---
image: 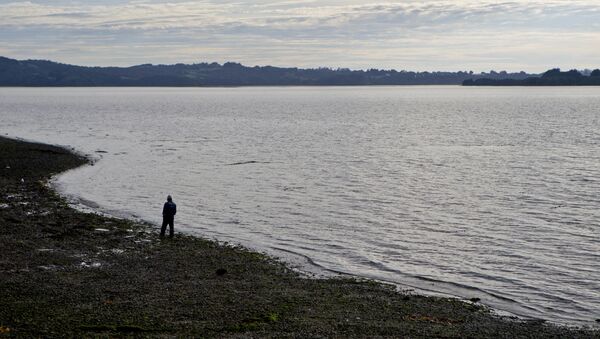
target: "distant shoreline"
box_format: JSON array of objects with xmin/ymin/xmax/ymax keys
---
[
  {"xmin": 0, "ymin": 56, "xmax": 534, "ymax": 86},
  {"xmin": 463, "ymin": 68, "xmax": 600, "ymax": 86},
  {"xmin": 0, "ymin": 84, "xmax": 462, "ymax": 87}
]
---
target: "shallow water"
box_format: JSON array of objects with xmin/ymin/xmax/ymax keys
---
[{"xmin": 1, "ymin": 86, "xmax": 599, "ymax": 325}]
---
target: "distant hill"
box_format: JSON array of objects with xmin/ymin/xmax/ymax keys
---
[
  {"xmin": 0, "ymin": 56, "xmax": 535, "ymax": 86},
  {"xmin": 463, "ymin": 68, "xmax": 600, "ymax": 86}
]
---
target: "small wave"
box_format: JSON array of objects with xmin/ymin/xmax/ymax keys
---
[{"xmin": 225, "ymin": 160, "xmax": 271, "ymax": 166}]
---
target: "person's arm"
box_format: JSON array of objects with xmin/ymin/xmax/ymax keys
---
[
  {"xmin": 162, "ymin": 203, "xmax": 167, "ymax": 216},
  {"xmin": 173, "ymin": 204, "xmax": 177, "ymax": 216}
]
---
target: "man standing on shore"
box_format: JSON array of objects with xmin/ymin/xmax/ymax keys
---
[{"xmin": 161, "ymin": 195, "xmax": 177, "ymax": 238}]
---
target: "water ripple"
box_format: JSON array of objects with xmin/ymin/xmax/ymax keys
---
[{"xmin": 2, "ymin": 86, "xmax": 600, "ymax": 325}]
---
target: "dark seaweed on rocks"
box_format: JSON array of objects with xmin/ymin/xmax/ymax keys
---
[{"xmin": 0, "ymin": 136, "xmax": 598, "ymax": 338}]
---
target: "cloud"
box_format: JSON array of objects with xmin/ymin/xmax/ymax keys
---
[
  {"xmin": 2, "ymin": 1, "xmax": 598, "ymax": 32},
  {"xmin": 0, "ymin": 0, "xmax": 599, "ymax": 71}
]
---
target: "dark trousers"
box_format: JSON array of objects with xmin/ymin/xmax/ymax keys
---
[{"xmin": 161, "ymin": 216, "xmax": 174, "ymax": 237}]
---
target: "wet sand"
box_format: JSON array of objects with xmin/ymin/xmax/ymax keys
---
[{"xmin": 0, "ymin": 136, "xmax": 598, "ymax": 338}]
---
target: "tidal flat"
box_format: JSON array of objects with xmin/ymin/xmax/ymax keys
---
[{"xmin": 0, "ymin": 136, "xmax": 598, "ymax": 338}]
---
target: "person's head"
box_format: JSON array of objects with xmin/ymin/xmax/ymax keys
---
[{"xmin": 167, "ymin": 195, "xmax": 172, "ymax": 202}]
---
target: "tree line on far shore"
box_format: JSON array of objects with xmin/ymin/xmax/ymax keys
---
[
  {"xmin": 463, "ymin": 68, "xmax": 600, "ymax": 86},
  {"xmin": 0, "ymin": 56, "xmax": 534, "ymax": 86}
]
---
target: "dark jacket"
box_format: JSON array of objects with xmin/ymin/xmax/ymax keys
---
[{"xmin": 163, "ymin": 201, "xmax": 177, "ymax": 218}]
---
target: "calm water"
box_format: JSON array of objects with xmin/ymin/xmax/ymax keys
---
[{"xmin": 1, "ymin": 87, "xmax": 599, "ymax": 325}]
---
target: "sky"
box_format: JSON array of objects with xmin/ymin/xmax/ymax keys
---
[{"xmin": 0, "ymin": 0, "xmax": 599, "ymax": 72}]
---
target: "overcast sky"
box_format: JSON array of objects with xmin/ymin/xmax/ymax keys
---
[{"xmin": 1, "ymin": 0, "xmax": 599, "ymax": 72}]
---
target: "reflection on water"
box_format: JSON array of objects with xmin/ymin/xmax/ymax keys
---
[{"xmin": 1, "ymin": 86, "xmax": 600, "ymax": 325}]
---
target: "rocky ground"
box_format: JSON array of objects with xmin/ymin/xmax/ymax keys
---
[{"xmin": 1, "ymin": 136, "xmax": 598, "ymax": 338}]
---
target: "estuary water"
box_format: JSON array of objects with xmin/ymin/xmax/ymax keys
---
[{"xmin": 1, "ymin": 86, "xmax": 599, "ymax": 325}]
